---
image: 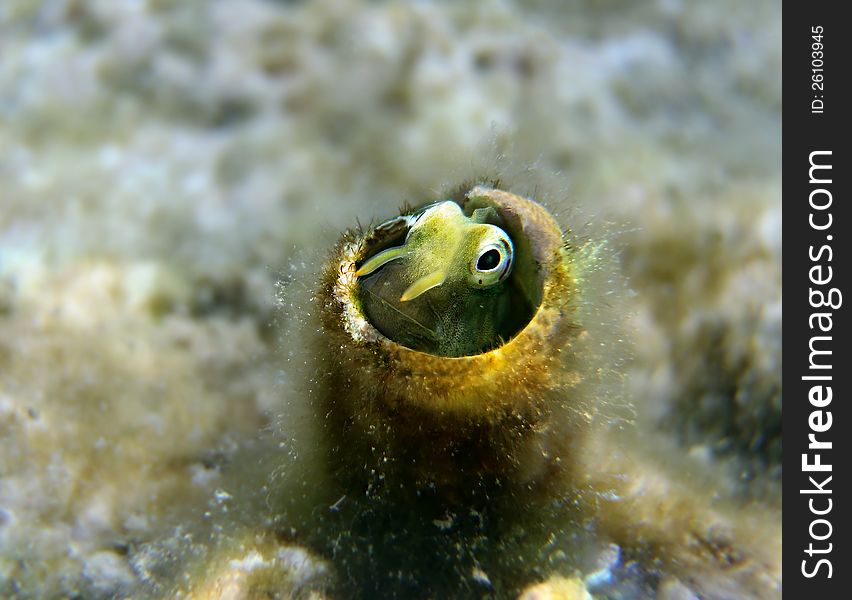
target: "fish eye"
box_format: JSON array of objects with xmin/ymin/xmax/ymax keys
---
[
  {"xmin": 469, "ymin": 233, "xmax": 514, "ymax": 288},
  {"xmin": 477, "ymin": 248, "xmax": 502, "ymax": 271}
]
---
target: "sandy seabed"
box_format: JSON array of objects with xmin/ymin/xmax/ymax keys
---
[{"xmin": 0, "ymin": 1, "xmax": 780, "ymax": 598}]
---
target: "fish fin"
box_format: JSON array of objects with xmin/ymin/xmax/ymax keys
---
[
  {"xmin": 355, "ymin": 246, "xmax": 407, "ymax": 277},
  {"xmin": 400, "ymin": 270, "xmax": 447, "ymax": 302}
]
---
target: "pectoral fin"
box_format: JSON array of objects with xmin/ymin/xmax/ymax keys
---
[
  {"xmin": 356, "ymin": 246, "xmax": 407, "ymax": 277},
  {"xmin": 400, "ymin": 270, "xmax": 447, "ymax": 302}
]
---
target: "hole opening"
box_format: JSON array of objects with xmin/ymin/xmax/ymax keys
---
[{"xmin": 355, "ymin": 198, "xmax": 542, "ymax": 357}]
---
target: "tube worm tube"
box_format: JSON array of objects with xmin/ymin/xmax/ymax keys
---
[
  {"xmin": 314, "ymin": 186, "xmax": 590, "ymax": 500},
  {"xmin": 311, "ymin": 184, "xmax": 781, "ymax": 598}
]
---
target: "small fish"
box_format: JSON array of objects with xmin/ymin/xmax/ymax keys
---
[
  {"xmin": 356, "ymin": 201, "xmax": 517, "ymax": 356},
  {"xmin": 356, "ymin": 201, "xmax": 522, "ymax": 356}
]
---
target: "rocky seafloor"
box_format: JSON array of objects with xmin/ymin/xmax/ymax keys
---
[{"xmin": 0, "ymin": 0, "xmax": 780, "ymax": 598}]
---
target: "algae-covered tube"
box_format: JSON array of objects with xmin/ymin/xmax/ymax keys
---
[
  {"xmin": 313, "ymin": 185, "xmax": 782, "ymax": 599},
  {"xmin": 315, "ymin": 186, "xmax": 588, "ymax": 494}
]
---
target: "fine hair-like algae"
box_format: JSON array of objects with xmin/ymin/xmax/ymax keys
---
[{"xmin": 297, "ymin": 181, "xmax": 780, "ymax": 599}]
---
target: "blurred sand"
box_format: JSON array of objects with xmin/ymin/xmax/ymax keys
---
[{"xmin": 0, "ymin": 0, "xmax": 780, "ymax": 597}]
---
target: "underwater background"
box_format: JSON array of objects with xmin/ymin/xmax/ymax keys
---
[{"xmin": 0, "ymin": 0, "xmax": 780, "ymax": 598}]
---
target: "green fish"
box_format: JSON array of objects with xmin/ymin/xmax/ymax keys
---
[{"xmin": 356, "ymin": 201, "xmax": 527, "ymax": 357}]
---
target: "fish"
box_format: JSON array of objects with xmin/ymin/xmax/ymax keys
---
[{"xmin": 355, "ymin": 201, "xmax": 524, "ymax": 357}]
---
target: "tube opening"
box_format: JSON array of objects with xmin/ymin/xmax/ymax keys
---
[{"xmin": 354, "ymin": 193, "xmax": 543, "ymax": 357}]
